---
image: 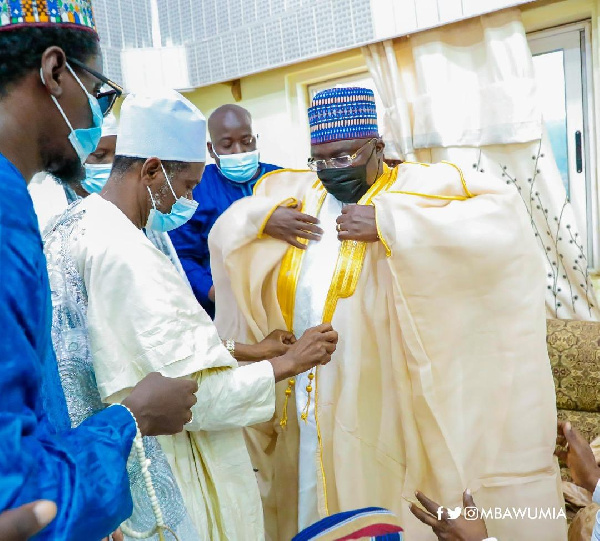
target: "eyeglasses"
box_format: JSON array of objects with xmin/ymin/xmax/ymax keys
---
[
  {"xmin": 307, "ymin": 138, "xmax": 377, "ymax": 172},
  {"xmin": 68, "ymin": 57, "xmax": 123, "ymax": 117}
]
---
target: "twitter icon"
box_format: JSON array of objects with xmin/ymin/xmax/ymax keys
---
[{"xmin": 437, "ymin": 507, "xmax": 462, "ymax": 520}]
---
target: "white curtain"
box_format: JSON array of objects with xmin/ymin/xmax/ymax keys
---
[{"xmin": 363, "ymin": 9, "xmax": 599, "ymax": 321}]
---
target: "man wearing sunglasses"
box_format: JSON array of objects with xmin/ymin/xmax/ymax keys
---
[
  {"xmin": 0, "ymin": 4, "xmax": 200, "ymax": 540},
  {"xmin": 209, "ymin": 86, "xmax": 566, "ymax": 540}
]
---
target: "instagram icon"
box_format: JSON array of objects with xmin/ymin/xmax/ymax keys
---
[{"xmin": 464, "ymin": 507, "xmax": 479, "ymax": 520}]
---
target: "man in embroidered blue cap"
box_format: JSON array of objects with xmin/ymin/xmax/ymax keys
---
[
  {"xmin": 0, "ymin": 3, "xmax": 202, "ymax": 540},
  {"xmin": 210, "ymin": 86, "xmax": 566, "ymax": 541}
]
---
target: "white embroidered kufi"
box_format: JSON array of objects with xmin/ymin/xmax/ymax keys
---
[
  {"xmin": 116, "ymin": 89, "xmax": 206, "ymax": 162},
  {"xmin": 101, "ymin": 112, "xmax": 119, "ymax": 138}
]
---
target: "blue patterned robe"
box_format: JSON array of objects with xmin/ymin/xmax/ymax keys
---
[{"xmin": 44, "ymin": 200, "xmax": 200, "ymax": 540}]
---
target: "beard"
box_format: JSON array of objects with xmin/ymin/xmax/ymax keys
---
[{"xmin": 45, "ymin": 156, "xmax": 85, "ymax": 186}]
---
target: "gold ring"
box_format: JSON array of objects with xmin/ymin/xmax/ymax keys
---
[{"xmin": 336, "ymin": 223, "xmax": 341, "ymax": 232}]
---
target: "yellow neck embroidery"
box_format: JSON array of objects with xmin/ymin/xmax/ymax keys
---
[
  {"xmin": 321, "ymin": 165, "xmax": 398, "ymax": 323},
  {"xmin": 276, "ymin": 166, "xmax": 398, "ymax": 517},
  {"xmin": 278, "ymin": 180, "xmax": 327, "ymax": 429},
  {"xmin": 275, "ymin": 162, "xmax": 472, "ymax": 516},
  {"xmin": 277, "ymin": 180, "xmax": 327, "ymax": 333}
]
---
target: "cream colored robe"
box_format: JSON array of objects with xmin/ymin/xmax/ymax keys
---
[
  {"xmin": 64, "ymin": 194, "xmax": 275, "ymax": 540},
  {"xmin": 209, "ymin": 163, "xmax": 567, "ymax": 541}
]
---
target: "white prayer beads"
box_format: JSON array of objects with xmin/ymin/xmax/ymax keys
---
[{"xmin": 114, "ymin": 405, "xmax": 179, "ymax": 541}]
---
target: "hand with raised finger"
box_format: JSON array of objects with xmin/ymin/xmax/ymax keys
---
[
  {"xmin": 263, "ymin": 202, "xmax": 323, "ymax": 249},
  {"xmin": 336, "ymin": 205, "xmax": 379, "ymax": 242},
  {"xmin": 555, "ymin": 420, "xmax": 600, "ymax": 493},
  {"xmin": 410, "ymin": 490, "xmax": 488, "ymax": 541}
]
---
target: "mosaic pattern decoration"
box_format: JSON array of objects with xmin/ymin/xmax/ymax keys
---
[
  {"xmin": 308, "ymin": 87, "xmax": 380, "ymax": 145},
  {"xmin": 0, "ymin": 0, "xmax": 96, "ymax": 31}
]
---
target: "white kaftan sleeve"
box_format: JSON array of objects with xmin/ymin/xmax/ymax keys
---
[
  {"xmin": 75, "ymin": 216, "xmax": 276, "ymax": 428},
  {"xmin": 186, "ymin": 360, "xmax": 275, "ymax": 432}
]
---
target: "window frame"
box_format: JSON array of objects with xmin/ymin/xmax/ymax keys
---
[{"xmin": 527, "ymin": 21, "xmax": 598, "ymax": 268}]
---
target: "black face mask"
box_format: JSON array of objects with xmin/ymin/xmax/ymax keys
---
[{"xmin": 317, "ymin": 148, "xmax": 377, "ymax": 204}]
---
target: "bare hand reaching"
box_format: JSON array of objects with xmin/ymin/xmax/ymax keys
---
[
  {"xmin": 269, "ymin": 323, "xmax": 338, "ymax": 382},
  {"xmin": 555, "ymin": 420, "xmax": 600, "ymax": 493},
  {"xmin": 102, "ymin": 529, "xmax": 123, "ymax": 541},
  {"xmin": 122, "ymin": 373, "xmax": 198, "ymax": 436},
  {"xmin": 231, "ymin": 330, "xmax": 296, "ymax": 363},
  {"xmin": 410, "ymin": 490, "xmax": 489, "ymax": 541},
  {"xmin": 263, "ymin": 202, "xmax": 323, "ymax": 249},
  {"xmin": 256, "ymin": 329, "xmax": 296, "ymax": 359}
]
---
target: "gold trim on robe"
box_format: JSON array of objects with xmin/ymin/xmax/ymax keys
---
[
  {"xmin": 253, "ymin": 168, "xmax": 313, "ymax": 196},
  {"xmin": 210, "ymin": 159, "xmax": 566, "ymax": 540},
  {"xmin": 277, "ymin": 181, "xmax": 327, "ymax": 332},
  {"xmin": 276, "ymin": 165, "xmax": 399, "ymax": 516},
  {"xmin": 321, "ymin": 165, "xmax": 399, "ymax": 323},
  {"xmin": 258, "ymin": 197, "xmax": 299, "ymax": 239}
]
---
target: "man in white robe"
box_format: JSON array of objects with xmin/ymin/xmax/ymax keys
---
[
  {"xmin": 209, "ymin": 87, "xmax": 567, "ymax": 540},
  {"xmin": 43, "ymin": 89, "xmax": 338, "ymax": 540},
  {"xmin": 30, "ymin": 114, "xmax": 188, "ymax": 279}
]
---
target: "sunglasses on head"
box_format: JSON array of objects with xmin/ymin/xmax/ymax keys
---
[{"xmin": 68, "ymin": 57, "xmax": 123, "ymax": 117}]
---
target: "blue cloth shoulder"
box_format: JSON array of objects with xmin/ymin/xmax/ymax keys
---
[{"xmin": 0, "ymin": 154, "xmax": 136, "ymax": 540}]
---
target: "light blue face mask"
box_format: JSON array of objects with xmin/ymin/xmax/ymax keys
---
[
  {"xmin": 215, "ymin": 149, "xmax": 260, "ymax": 183},
  {"xmin": 145, "ymin": 164, "xmax": 199, "ymax": 232},
  {"xmin": 82, "ymin": 163, "xmax": 112, "ymax": 194},
  {"xmin": 40, "ymin": 63, "xmax": 104, "ymax": 164}
]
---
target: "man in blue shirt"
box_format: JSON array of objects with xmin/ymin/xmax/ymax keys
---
[
  {"xmin": 0, "ymin": 8, "xmax": 198, "ymax": 540},
  {"xmin": 169, "ymin": 104, "xmax": 281, "ymax": 317}
]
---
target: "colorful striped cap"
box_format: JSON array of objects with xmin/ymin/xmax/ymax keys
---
[
  {"xmin": 308, "ymin": 87, "xmax": 379, "ymax": 145},
  {"xmin": 0, "ymin": 1, "xmax": 96, "ymax": 33}
]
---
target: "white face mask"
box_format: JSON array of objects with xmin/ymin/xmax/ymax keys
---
[{"xmin": 145, "ymin": 164, "xmax": 199, "ymax": 232}]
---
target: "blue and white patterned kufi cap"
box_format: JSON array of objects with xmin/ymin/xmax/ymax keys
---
[{"xmin": 308, "ymin": 87, "xmax": 379, "ymax": 145}]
